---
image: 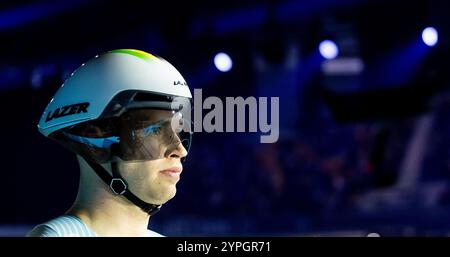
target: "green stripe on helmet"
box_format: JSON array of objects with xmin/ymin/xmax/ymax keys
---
[{"xmin": 109, "ymin": 49, "xmax": 159, "ymax": 62}]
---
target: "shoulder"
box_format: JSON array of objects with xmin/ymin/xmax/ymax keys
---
[
  {"xmin": 26, "ymin": 224, "xmax": 58, "ymax": 237},
  {"xmin": 27, "ymin": 215, "xmax": 96, "ymax": 237},
  {"xmin": 147, "ymin": 229, "xmax": 165, "ymax": 237}
]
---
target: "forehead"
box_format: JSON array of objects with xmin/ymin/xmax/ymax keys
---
[{"xmin": 124, "ymin": 109, "xmax": 174, "ymax": 123}]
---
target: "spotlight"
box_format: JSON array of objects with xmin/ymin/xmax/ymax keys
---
[
  {"xmin": 319, "ymin": 40, "xmax": 339, "ymax": 60},
  {"xmin": 214, "ymin": 52, "xmax": 233, "ymax": 72},
  {"xmin": 422, "ymin": 27, "xmax": 438, "ymax": 47}
]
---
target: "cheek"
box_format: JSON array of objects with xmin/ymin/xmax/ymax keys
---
[
  {"xmin": 142, "ymin": 140, "xmax": 167, "ymax": 160},
  {"xmin": 126, "ymin": 160, "xmax": 164, "ymax": 183},
  {"xmin": 118, "ymin": 161, "xmax": 147, "ymax": 184}
]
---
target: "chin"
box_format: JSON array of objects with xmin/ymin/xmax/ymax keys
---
[
  {"xmin": 163, "ymin": 187, "xmax": 177, "ymax": 202},
  {"xmin": 147, "ymin": 186, "xmax": 177, "ymax": 205}
]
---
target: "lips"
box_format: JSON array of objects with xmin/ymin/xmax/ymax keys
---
[
  {"xmin": 160, "ymin": 167, "xmax": 182, "ymax": 174},
  {"xmin": 159, "ymin": 167, "xmax": 182, "ymax": 181}
]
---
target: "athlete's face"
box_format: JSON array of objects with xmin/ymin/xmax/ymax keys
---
[{"xmin": 116, "ymin": 110, "xmax": 189, "ymax": 204}]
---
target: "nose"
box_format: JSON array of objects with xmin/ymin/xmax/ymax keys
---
[{"xmin": 166, "ymin": 136, "xmax": 188, "ymax": 159}]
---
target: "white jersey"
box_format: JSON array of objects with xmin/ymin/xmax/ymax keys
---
[{"xmin": 26, "ymin": 215, "xmax": 164, "ymax": 237}]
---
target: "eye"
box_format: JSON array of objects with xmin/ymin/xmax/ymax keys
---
[
  {"xmin": 153, "ymin": 125, "xmax": 164, "ymax": 135},
  {"xmin": 139, "ymin": 123, "xmax": 164, "ymax": 137},
  {"xmin": 150, "ymin": 124, "xmax": 164, "ymax": 134}
]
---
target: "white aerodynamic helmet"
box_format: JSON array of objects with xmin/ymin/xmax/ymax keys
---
[
  {"xmin": 39, "ymin": 49, "xmax": 191, "ymax": 137},
  {"xmin": 38, "ymin": 49, "xmax": 193, "ymax": 215}
]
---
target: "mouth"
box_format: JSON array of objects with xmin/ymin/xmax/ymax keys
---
[{"xmin": 159, "ymin": 167, "xmax": 183, "ymax": 181}]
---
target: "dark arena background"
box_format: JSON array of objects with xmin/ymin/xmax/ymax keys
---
[{"xmin": 1, "ymin": 0, "xmax": 450, "ymax": 237}]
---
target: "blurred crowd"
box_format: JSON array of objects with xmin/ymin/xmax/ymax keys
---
[{"xmin": 155, "ymin": 91, "xmax": 450, "ymax": 235}]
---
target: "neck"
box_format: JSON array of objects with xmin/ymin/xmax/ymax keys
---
[
  {"xmin": 67, "ymin": 157, "xmax": 152, "ymax": 237},
  {"xmin": 67, "ymin": 186, "xmax": 151, "ymax": 237}
]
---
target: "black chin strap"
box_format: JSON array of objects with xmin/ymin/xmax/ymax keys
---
[{"xmin": 82, "ymin": 156, "xmax": 161, "ymax": 216}]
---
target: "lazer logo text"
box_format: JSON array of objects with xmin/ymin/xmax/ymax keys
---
[
  {"xmin": 173, "ymin": 81, "xmax": 188, "ymax": 86},
  {"xmin": 45, "ymin": 102, "xmax": 90, "ymax": 122}
]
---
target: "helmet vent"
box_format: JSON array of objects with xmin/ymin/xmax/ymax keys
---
[{"xmin": 133, "ymin": 92, "xmax": 173, "ymax": 103}]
